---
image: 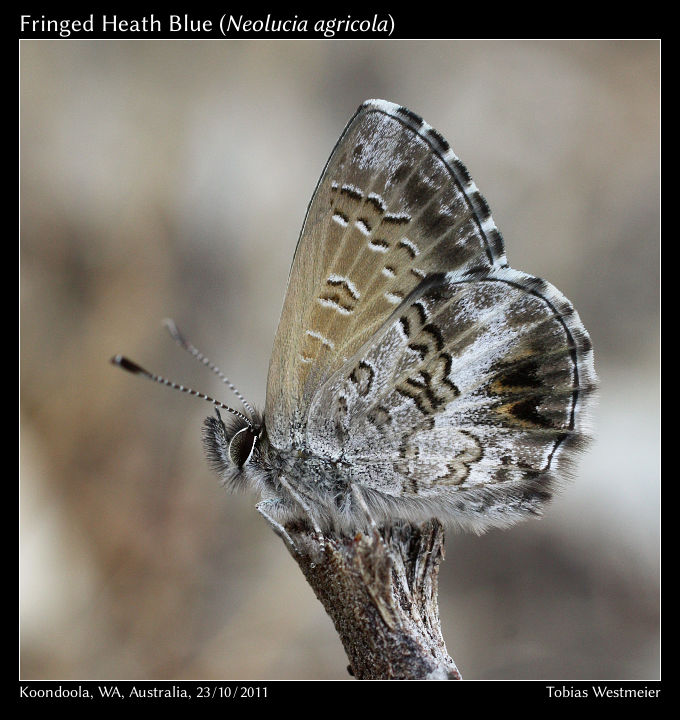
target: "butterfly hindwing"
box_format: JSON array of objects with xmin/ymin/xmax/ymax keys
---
[{"xmin": 304, "ymin": 267, "xmax": 595, "ymax": 530}]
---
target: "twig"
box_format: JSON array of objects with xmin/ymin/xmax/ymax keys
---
[{"xmin": 259, "ymin": 515, "xmax": 461, "ymax": 680}]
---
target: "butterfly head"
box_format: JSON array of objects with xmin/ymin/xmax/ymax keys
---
[
  {"xmin": 111, "ymin": 320, "xmax": 271, "ymax": 492},
  {"xmin": 203, "ymin": 408, "xmax": 267, "ymax": 491}
]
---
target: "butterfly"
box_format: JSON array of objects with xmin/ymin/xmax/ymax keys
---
[{"xmin": 114, "ymin": 99, "xmax": 596, "ymax": 536}]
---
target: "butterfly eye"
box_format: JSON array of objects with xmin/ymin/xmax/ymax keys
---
[{"xmin": 228, "ymin": 427, "xmax": 257, "ymax": 467}]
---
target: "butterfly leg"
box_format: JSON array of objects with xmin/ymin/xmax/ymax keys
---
[
  {"xmin": 277, "ymin": 475, "xmax": 326, "ymax": 552},
  {"xmin": 256, "ymin": 499, "xmax": 298, "ymax": 555},
  {"xmin": 351, "ymin": 483, "xmax": 378, "ymax": 533}
]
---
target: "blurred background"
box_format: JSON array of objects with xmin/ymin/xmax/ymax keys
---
[{"xmin": 20, "ymin": 40, "xmax": 659, "ymax": 680}]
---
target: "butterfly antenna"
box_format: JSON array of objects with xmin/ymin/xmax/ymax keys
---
[
  {"xmin": 162, "ymin": 318, "xmax": 257, "ymax": 420},
  {"xmin": 110, "ymin": 355, "xmax": 253, "ymax": 427}
]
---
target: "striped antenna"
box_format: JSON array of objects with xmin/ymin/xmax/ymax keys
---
[
  {"xmin": 162, "ymin": 319, "xmax": 257, "ymax": 420},
  {"xmin": 110, "ymin": 355, "xmax": 254, "ymax": 427}
]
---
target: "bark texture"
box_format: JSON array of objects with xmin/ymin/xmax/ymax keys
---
[{"xmin": 261, "ymin": 515, "xmax": 461, "ymax": 680}]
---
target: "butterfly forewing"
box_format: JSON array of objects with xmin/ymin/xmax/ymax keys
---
[{"xmin": 266, "ymin": 100, "xmax": 509, "ymax": 449}]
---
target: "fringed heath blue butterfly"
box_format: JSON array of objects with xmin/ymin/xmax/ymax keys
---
[{"xmin": 113, "ymin": 100, "xmax": 596, "ymax": 536}]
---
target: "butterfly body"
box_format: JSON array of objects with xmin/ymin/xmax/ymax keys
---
[{"xmin": 202, "ymin": 100, "xmax": 596, "ymax": 534}]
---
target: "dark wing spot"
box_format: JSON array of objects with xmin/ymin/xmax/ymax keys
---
[
  {"xmin": 420, "ymin": 204, "xmax": 451, "ymax": 236},
  {"xmin": 398, "ymin": 239, "xmax": 417, "ymax": 258},
  {"xmin": 487, "ymin": 229, "xmax": 505, "ymax": 258},
  {"xmin": 391, "ymin": 162, "xmax": 412, "ymax": 186},
  {"xmin": 396, "ymin": 106, "xmax": 423, "ymax": 126},
  {"xmin": 500, "ymin": 359, "xmax": 542, "ymax": 389},
  {"xmin": 408, "ymin": 343, "xmax": 429, "ymax": 360},
  {"xmin": 422, "ymin": 323, "xmax": 444, "ymax": 351},
  {"xmin": 508, "ymin": 397, "xmax": 553, "ymax": 428},
  {"xmin": 340, "ymin": 185, "xmax": 363, "ymax": 200},
  {"xmin": 412, "ymin": 301, "xmax": 428, "ymax": 325},
  {"xmin": 349, "ymin": 360, "xmax": 375, "ymax": 396},
  {"xmin": 425, "ymin": 127, "xmax": 450, "ymax": 153},
  {"xmin": 396, "ymin": 386, "xmax": 431, "ymax": 416},
  {"xmin": 383, "ymin": 213, "xmax": 411, "ymax": 226},
  {"xmin": 326, "ymin": 277, "xmax": 359, "ymax": 300},
  {"xmin": 399, "ymin": 315, "xmax": 410, "ymax": 337},
  {"xmin": 470, "ymin": 191, "xmax": 492, "ymax": 222},
  {"xmin": 403, "ymin": 173, "xmax": 433, "ymax": 208},
  {"xmin": 319, "ymin": 293, "xmax": 353, "ymax": 312},
  {"xmin": 464, "ymin": 265, "xmax": 490, "ymax": 277},
  {"xmin": 366, "ymin": 194, "xmax": 386, "ymax": 212},
  {"xmin": 451, "ymin": 157, "xmax": 472, "ymax": 185}
]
